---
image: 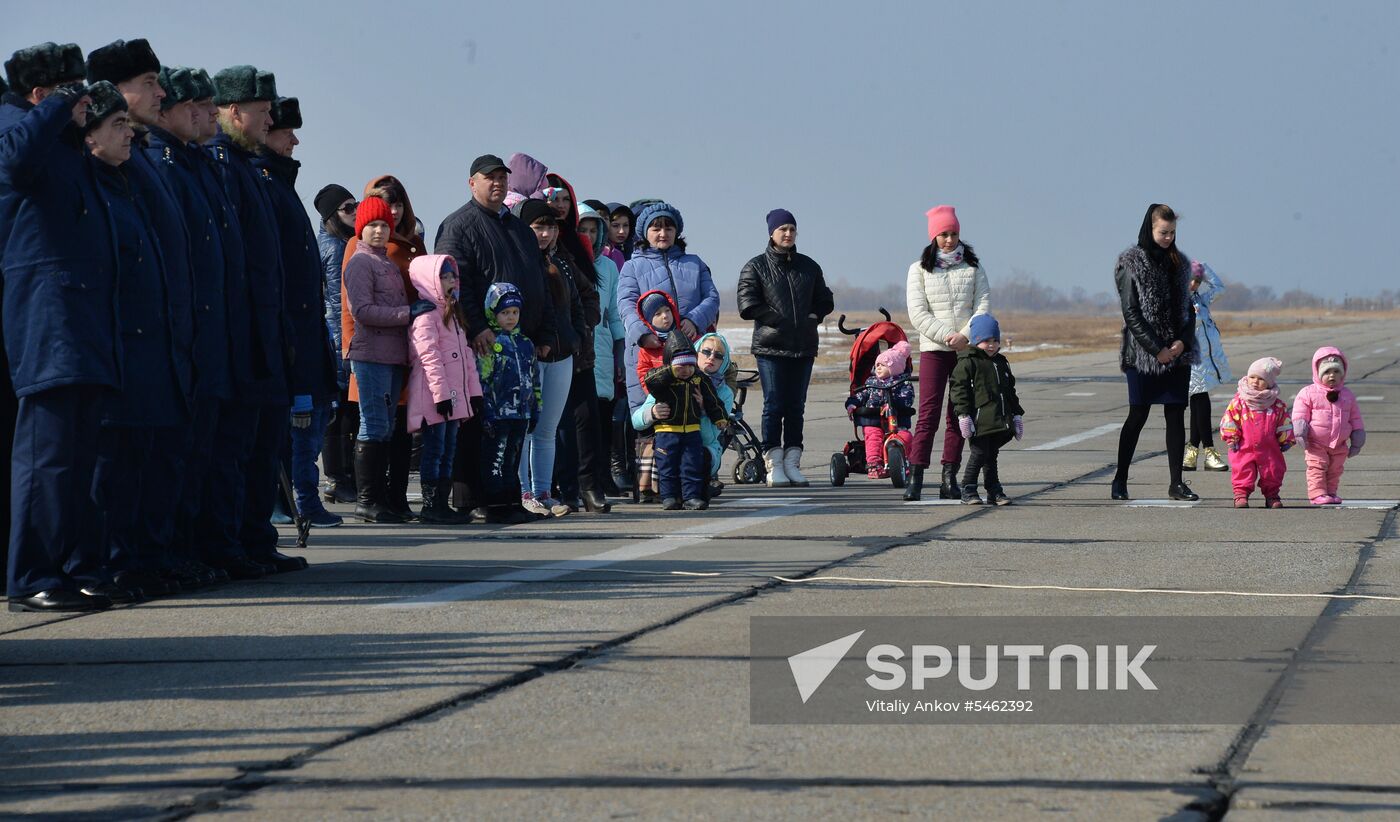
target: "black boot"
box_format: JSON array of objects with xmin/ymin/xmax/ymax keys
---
[
  {"xmin": 418, "ymin": 481, "xmax": 453, "ymax": 524},
  {"xmin": 387, "ymin": 437, "xmax": 416, "ymax": 522},
  {"xmin": 581, "ymin": 486, "xmax": 612, "ymax": 513},
  {"xmin": 903, "ymin": 466, "xmax": 924, "ymax": 501},
  {"xmin": 1110, "ymin": 472, "xmax": 1130, "ymax": 500},
  {"xmin": 354, "ymin": 441, "xmax": 402, "ymax": 524},
  {"xmin": 939, "ymin": 463, "xmax": 962, "ymax": 499},
  {"xmin": 440, "ymin": 479, "xmax": 472, "ymax": 523}
]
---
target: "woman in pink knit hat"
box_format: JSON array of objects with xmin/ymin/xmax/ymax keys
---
[{"xmin": 903, "ymin": 205, "xmax": 990, "ymax": 500}]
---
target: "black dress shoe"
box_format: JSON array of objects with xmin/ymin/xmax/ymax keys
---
[
  {"xmin": 1168, "ymin": 482, "xmax": 1199, "ymax": 501},
  {"xmin": 9, "ymin": 589, "xmax": 112, "ymax": 612},
  {"xmin": 1110, "ymin": 479, "xmax": 1130, "ymax": 501},
  {"xmin": 211, "ymin": 557, "xmax": 268, "ymax": 580},
  {"xmin": 80, "ymin": 582, "xmax": 145, "ymax": 604},
  {"xmin": 256, "ymin": 552, "xmax": 309, "ymax": 573},
  {"xmin": 114, "ymin": 570, "xmax": 174, "ymax": 597},
  {"xmin": 661, "ymin": 497, "xmax": 683, "ymax": 510},
  {"xmin": 683, "ymin": 498, "xmax": 709, "ymax": 510}
]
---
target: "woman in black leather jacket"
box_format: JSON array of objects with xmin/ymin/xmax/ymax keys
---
[
  {"xmin": 736, "ymin": 209, "xmax": 834, "ymax": 487},
  {"xmin": 1110, "ymin": 203, "xmax": 1198, "ymax": 502}
]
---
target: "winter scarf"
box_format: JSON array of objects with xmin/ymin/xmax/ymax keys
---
[
  {"xmin": 1238, "ymin": 357, "xmax": 1282, "ymax": 411},
  {"xmin": 934, "ymin": 245, "xmax": 964, "ymax": 269}
]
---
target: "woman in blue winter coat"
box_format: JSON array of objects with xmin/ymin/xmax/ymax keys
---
[
  {"xmin": 616, "ymin": 202, "xmax": 720, "ymax": 409},
  {"xmin": 1185, "ymin": 260, "xmax": 1232, "ymax": 472}
]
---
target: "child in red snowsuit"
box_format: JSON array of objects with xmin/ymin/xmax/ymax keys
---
[{"xmin": 1219, "ymin": 357, "xmax": 1295, "ymax": 508}]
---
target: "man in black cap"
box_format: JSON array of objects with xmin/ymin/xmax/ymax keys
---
[
  {"xmin": 1, "ymin": 44, "xmax": 122, "ymax": 611},
  {"xmin": 143, "ymin": 65, "xmax": 235, "ymax": 587},
  {"xmin": 434, "ymin": 154, "xmax": 557, "ymax": 523},
  {"xmin": 313, "ymin": 182, "xmax": 359, "ymax": 505},
  {"xmin": 205, "ymin": 65, "xmax": 303, "ymax": 575},
  {"xmin": 251, "ymin": 97, "xmax": 340, "ymax": 531},
  {"xmin": 87, "ymin": 39, "xmax": 197, "ymax": 596}
]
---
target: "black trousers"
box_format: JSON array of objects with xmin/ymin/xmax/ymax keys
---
[
  {"xmin": 961, "ymin": 430, "xmax": 1014, "ymax": 492},
  {"xmin": 1188, "ymin": 392, "xmax": 1215, "ymax": 447},
  {"xmin": 322, "ymin": 392, "xmax": 358, "ymax": 484},
  {"xmin": 7, "ymin": 385, "xmax": 106, "ymax": 596},
  {"xmin": 555, "ymin": 369, "xmax": 603, "ymax": 499},
  {"xmin": 482, "ymin": 420, "xmax": 528, "ymax": 507}
]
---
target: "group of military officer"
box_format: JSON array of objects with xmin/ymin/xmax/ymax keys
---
[{"xmin": 1, "ymin": 38, "xmax": 337, "ymax": 612}]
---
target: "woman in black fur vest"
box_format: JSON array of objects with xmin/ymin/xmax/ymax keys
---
[{"xmin": 1110, "ymin": 204, "xmax": 1199, "ymax": 501}]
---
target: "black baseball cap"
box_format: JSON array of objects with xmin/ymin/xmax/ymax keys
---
[{"xmin": 469, "ymin": 154, "xmax": 509, "ymax": 177}]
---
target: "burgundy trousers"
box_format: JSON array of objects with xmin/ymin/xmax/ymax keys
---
[{"xmin": 909, "ymin": 350, "xmax": 965, "ymax": 468}]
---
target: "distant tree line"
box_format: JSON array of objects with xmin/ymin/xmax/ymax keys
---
[{"xmin": 825, "ymin": 273, "xmax": 1396, "ymax": 315}]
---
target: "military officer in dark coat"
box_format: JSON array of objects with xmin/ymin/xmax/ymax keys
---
[
  {"xmin": 144, "ymin": 65, "xmax": 235, "ymax": 587},
  {"xmin": 206, "ymin": 65, "xmax": 305, "ymax": 574},
  {"xmin": 252, "ymin": 96, "xmax": 341, "ymax": 529},
  {"xmin": 86, "ymin": 40, "xmax": 198, "ymax": 596},
  {"xmin": 1, "ymin": 44, "xmax": 121, "ymax": 611}
]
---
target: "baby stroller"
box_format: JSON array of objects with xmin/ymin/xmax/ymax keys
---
[
  {"xmin": 829, "ymin": 308, "xmax": 914, "ymax": 488},
  {"xmin": 724, "ymin": 368, "xmax": 767, "ymax": 484}
]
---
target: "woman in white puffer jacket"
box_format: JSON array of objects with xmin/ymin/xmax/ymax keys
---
[{"xmin": 904, "ymin": 205, "xmax": 990, "ymax": 501}]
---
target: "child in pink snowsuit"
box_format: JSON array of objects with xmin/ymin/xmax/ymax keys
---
[
  {"xmin": 845, "ymin": 341, "xmax": 915, "ymax": 479},
  {"xmin": 1219, "ymin": 357, "xmax": 1295, "ymax": 508},
  {"xmin": 1291, "ymin": 346, "xmax": 1365, "ymax": 505}
]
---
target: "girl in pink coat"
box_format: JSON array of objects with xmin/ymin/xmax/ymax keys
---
[
  {"xmin": 1219, "ymin": 357, "xmax": 1296, "ymax": 508},
  {"xmin": 1291, "ymin": 346, "xmax": 1366, "ymax": 505},
  {"xmin": 407, "ymin": 254, "xmax": 483, "ymax": 523}
]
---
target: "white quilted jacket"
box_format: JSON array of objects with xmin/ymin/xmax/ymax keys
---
[{"xmin": 905, "ymin": 260, "xmax": 991, "ymax": 352}]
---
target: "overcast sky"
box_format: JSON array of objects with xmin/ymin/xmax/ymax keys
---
[{"xmin": 10, "ymin": 0, "xmax": 1398, "ymax": 306}]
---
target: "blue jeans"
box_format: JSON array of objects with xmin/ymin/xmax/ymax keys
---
[
  {"xmin": 290, "ymin": 403, "xmax": 332, "ymax": 513},
  {"xmin": 351, "ymin": 361, "xmax": 402, "ymax": 442},
  {"xmin": 419, "ymin": 420, "xmax": 459, "ymax": 484},
  {"xmin": 519, "ymin": 356, "xmax": 572, "ymax": 497},
  {"xmin": 755, "ymin": 355, "xmax": 814, "ymax": 451},
  {"xmin": 655, "ymin": 430, "xmax": 705, "ymax": 501}
]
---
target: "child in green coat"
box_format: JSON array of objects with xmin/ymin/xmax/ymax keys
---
[{"xmin": 950, "ymin": 314, "xmax": 1024, "ymax": 505}]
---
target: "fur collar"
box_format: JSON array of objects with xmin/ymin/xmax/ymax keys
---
[{"xmin": 1118, "ymin": 246, "xmax": 1197, "ymax": 375}]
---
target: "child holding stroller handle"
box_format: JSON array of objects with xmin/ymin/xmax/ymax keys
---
[{"xmin": 950, "ymin": 314, "xmax": 1023, "ymax": 506}]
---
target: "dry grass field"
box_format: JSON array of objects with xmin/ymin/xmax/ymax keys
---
[{"xmin": 719, "ymin": 308, "xmax": 1396, "ymax": 382}]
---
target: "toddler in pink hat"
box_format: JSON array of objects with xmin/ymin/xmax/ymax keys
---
[{"xmin": 1219, "ymin": 357, "xmax": 1296, "ymax": 508}]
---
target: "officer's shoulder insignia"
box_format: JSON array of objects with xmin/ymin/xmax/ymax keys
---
[
  {"xmin": 260, "ymin": 168, "xmax": 272, "ymax": 181},
  {"xmin": 213, "ymin": 146, "xmax": 229, "ymax": 163},
  {"xmin": 161, "ymin": 146, "xmax": 175, "ymax": 165}
]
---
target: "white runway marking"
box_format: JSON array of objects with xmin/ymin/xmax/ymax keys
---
[
  {"xmin": 1331, "ymin": 500, "xmax": 1398, "ymax": 510},
  {"xmin": 1123, "ymin": 500, "xmax": 1201, "ymax": 508},
  {"xmin": 1372, "ymin": 347, "xmax": 1389, "ymax": 355},
  {"xmin": 1026, "ymin": 422, "xmax": 1122, "ymax": 451},
  {"xmin": 1355, "ymin": 395, "xmax": 1385, "ymax": 402},
  {"xmin": 1065, "ymin": 392, "xmax": 1096, "ymax": 397},
  {"xmin": 905, "ymin": 499, "xmax": 966, "ymax": 506},
  {"xmin": 378, "ymin": 500, "xmax": 816, "ymax": 609}
]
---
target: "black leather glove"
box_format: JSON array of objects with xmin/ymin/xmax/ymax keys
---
[
  {"xmin": 50, "ymin": 81, "xmax": 89, "ymax": 108},
  {"xmin": 435, "ymin": 399, "xmax": 453, "ymax": 418},
  {"xmin": 409, "ymin": 299, "xmax": 436, "ymax": 318},
  {"xmin": 470, "ymin": 396, "xmax": 484, "ymax": 418}
]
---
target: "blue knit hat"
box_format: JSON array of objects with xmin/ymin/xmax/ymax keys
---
[
  {"xmin": 968, "ymin": 314, "xmax": 1000, "ymax": 346},
  {"xmin": 766, "ymin": 208, "xmax": 796, "ymax": 235},
  {"xmin": 485, "ymin": 281, "xmax": 523, "ymax": 317},
  {"xmin": 634, "ymin": 201, "xmax": 683, "ymax": 244}
]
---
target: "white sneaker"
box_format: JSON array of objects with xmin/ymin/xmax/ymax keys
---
[
  {"xmin": 541, "ymin": 496, "xmax": 572, "ymax": 517},
  {"xmin": 521, "ymin": 493, "xmax": 550, "ymax": 517}
]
